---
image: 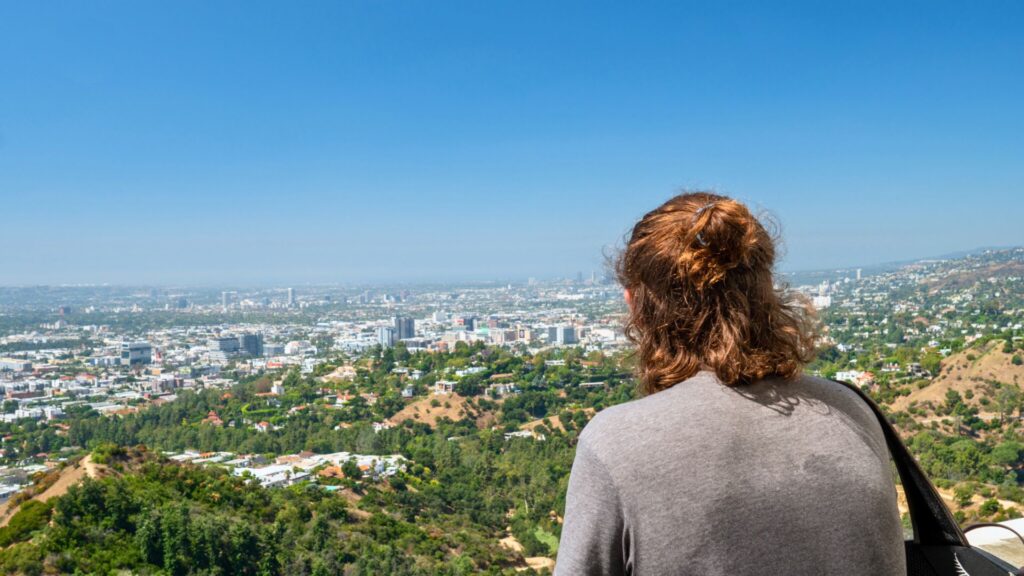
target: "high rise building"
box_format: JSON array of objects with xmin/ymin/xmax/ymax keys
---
[
  {"xmin": 238, "ymin": 333, "xmax": 264, "ymax": 357},
  {"xmin": 553, "ymin": 325, "xmax": 577, "ymax": 346},
  {"xmin": 208, "ymin": 337, "xmax": 241, "ymax": 354},
  {"xmin": 394, "ymin": 316, "xmax": 415, "ymax": 340},
  {"xmin": 286, "ymin": 287, "xmax": 295, "ymax": 307},
  {"xmin": 856, "ymin": 268, "xmax": 862, "ymax": 281},
  {"xmin": 121, "ymin": 341, "xmax": 153, "ymax": 366},
  {"xmin": 377, "ymin": 326, "xmax": 396, "ymax": 348}
]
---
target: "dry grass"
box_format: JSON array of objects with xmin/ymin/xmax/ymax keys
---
[
  {"xmin": 388, "ymin": 393, "xmax": 483, "ymax": 428},
  {"xmin": 0, "ymin": 455, "xmax": 106, "ymax": 527},
  {"xmin": 891, "ymin": 341, "xmax": 1024, "ymax": 415}
]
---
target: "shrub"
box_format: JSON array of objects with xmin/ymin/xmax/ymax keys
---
[
  {"xmin": 91, "ymin": 442, "xmax": 125, "ymax": 465},
  {"xmin": 0, "ymin": 500, "xmax": 53, "ymax": 547},
  {"xmin": 954, "ymin": 484, "xmax": 974, "ymax": 508},
  {"xmin": 980, "ymin": 498, "xmax": 1001, "ymax": 517},
  {"xmin": 991, "ymin": 441, "xmax": 1024, "ymax": 467}
]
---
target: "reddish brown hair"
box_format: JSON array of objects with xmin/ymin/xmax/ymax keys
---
[{"xmin": 615, "ymin": 191, "xmax": 817, "ymax": 394}]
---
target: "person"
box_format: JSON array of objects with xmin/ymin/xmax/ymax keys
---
[{"xmin": 554, "ymin": 192, "xmax": 905, "ymax": 576}]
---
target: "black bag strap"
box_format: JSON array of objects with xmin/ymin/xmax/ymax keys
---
[{"xmin": 831, "ymin": 379, "xmax": 967, "ymax": 547}]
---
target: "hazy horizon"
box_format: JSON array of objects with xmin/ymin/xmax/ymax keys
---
[
  {"xmin": 0, "ymin": 243, "xmax": 1016, "ymax": 288},
  {"xmin": 3, "ymin": 1, "xmax": 1023, "ymax": 285}
]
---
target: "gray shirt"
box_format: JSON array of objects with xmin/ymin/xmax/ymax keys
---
[{"xmin": 555, "ymin": 371, "xmax": 906, "ymax": 576}]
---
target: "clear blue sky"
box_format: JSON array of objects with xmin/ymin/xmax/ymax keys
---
[{"xmin": 1, "ymin": 1, "xmax": 1022, "ymax": 285}]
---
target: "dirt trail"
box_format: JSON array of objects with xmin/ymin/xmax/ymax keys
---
[
  {"xmin": 500, "ymin": 532, "xmax": 556, "ymax": 573},
  {"xmin": 0, "ymin": 455, "xmax": 103, "ymax": 527}
]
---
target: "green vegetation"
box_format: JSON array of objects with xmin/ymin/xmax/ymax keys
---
[
  {"xmin": 0, "ymin": 447, "xmax": 526, "ymax": 575},
  {"xmin": 0, "ymin": 501, "xmax": 53, "ymax": 548},
  {"xmin": 3, "ymin": 251, "xmax": 1024, "ymax": 571},
  {"xmin": 0, "ymin": 346, "xmax": 633, "ymax": 575}
]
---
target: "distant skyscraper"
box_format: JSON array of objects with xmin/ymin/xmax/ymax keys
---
[
  {"xmin": 286, "ymin": 287, "xmax": 294, "ymax": 307},
  {"xmin": 377, "ymin": 326, "xmax": 396, "ymax": 348},
  {"xmin": 554, "ymin": 325, "xmax": 577, "ymax": 346},
  {"xmin": 856, "ymin": 268, "xmax": 862, "ymax": 281},
  {"xmin": 394, "ymin": 316, "xmax": 415, "ymax": 340},
  {"xmin": 238, "ymin": 333, "xmax": 264, "ymax": 357},
  {"xmin": 221, "ymin": 291, "xmax": 230, "ymax": 311},
  {"xmin": 121, "ymin": 341, "xmax": 153, "ymax": 366},
  {"xmin": 208, "ymin": 337, "xmax": 241, "ymax": 354}
]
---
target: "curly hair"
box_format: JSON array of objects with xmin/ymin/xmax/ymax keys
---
[{"xmin": 615, "ymin": 191, "xmax": 817, "ymax": 394}]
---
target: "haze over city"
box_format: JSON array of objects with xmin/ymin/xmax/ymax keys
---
[{"xmin": 2, "ymin": 1, "xmax": 1023, "ymax": 285}]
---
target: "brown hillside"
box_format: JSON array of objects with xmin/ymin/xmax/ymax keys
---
[
  {"xmin": 891, "ymin": 341, "xmax": 1024, "ymax": 415},
  {"xmin": 521, "ymin": 407, "xmax": 596, "ymax": 433},
  {"xmin": 388, "ymin": 394, "xmax": 487, "ymax": 428},
  {"xmin": 0, "ymin": 455, "xmax": 106, "ymax": 527},
  {"xmin": 923, "ymin": 261, "xmax": 1024, "ymax": 293}
]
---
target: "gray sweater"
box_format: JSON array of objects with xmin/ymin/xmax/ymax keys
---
[{"xmin": 554, "ymin": 371, "xmax": 906, "ymax": 576}]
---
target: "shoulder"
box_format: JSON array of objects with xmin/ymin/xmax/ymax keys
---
[
  {"xmin": 785, "ymin": 374, "xmax": 889, "ymax": 453},
  {"xmin": 793, "ymin": 374, "xmax": 878, "ymax": 423},
  {"xmin": 576, "ymin": 371, "xmax": 719, "ymax": 452}
]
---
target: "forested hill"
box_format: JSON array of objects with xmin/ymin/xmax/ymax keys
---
[{"xmin": 0, "ymin": 345, "xmax": 631, "ymax": 575}]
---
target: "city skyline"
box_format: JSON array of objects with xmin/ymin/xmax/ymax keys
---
[
  {"xmin": 2, "ymin": 1, "xmax": 1023, "ymax": 284},
  {"xmin": 0, "ymin": 243, "xmax": 1015, "ymax": 288}
]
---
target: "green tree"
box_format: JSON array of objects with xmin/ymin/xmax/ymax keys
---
[
  {"xmin": 992, "ymin": 441, "xmax": 1024, "ymax": 467},
  {"xmin": 980, "ymin": 498, "xmax": 1001, "ymax": 517},
  {"xmin": 342, "ymin": 458, "xmax": 361, "ymax": 480}
]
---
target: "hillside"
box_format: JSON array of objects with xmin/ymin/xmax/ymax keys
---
[
  {"xmin": 388, "ymin": 393, "xmax": 498, "ymax": 428},
  {"xmin": 891, "ymin": 341, "xmax": 1024, "ymax": 417},
  {"xmin": 0, "ymin": 455, "xmax": 105, "ymax": 528},
  {"xmin": 922, "ymin": 260, "xmax": 1024, "ymax": 293},
  {"xmin": 0, "ymin": 446, "xmax": 539, "ymax": 575}
]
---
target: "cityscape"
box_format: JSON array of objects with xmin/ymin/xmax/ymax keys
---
[
  {"xmin": 3, "ymin": 1, "xmax": 1023, "ymax": 573},
  {"xmin": 0, "ymin": 247, "xmax": 1023, "ymax": 572}
]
